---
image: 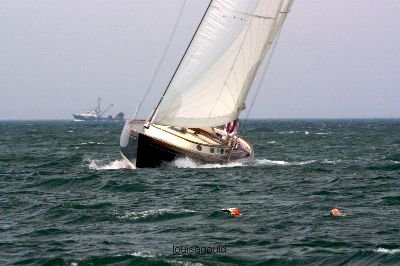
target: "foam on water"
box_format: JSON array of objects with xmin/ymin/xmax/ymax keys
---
[
  {"xmin": 375, "ymin": 248, "xmax": 400, "ymax": 254},
  {"xmin": 167, "ymin": 260, "xmax": 205, "ymax": 266},
  {"xmin": 279, "ymin": 130, "xmax": 310, "ymax": 135},
  {"xmin": 129, "ymin": 251, "xmax": 155, "ymax": 258},
  {"xmin": 84, "ymin": 156, "xmax": 342, "ymax": 170},
  {"xmin": 172, "ymin": 157, "xmax": 246, "ymax": 169},
  {"xmin": 256, "ymin": 159, "xmax": 317, "ymax": 166},
  {"xmin": 116, "ymin": 208, "xmax": 196, "ymax": 220},
  {"xmin": 169, "ymin": 157, "xmax": 330, "ymax": 168},
  {"xmin": 321, "ymin": 159, "xmax": 342, "ymax": 164},
  {"xmin": 87, "ymin": 159, "xmax": 131, "ymax": 170}
]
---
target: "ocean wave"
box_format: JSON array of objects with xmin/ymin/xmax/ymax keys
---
[
  {"xmin": 74, "ymin": 253, "xmax": 206, "ymax": 266},
  {"xmin": 166, "ymin": 260, "xmax": 205, "ymax": 266},
  {"xmin": 256, "ymin": 158, "xmax": 342, "ymax": 166},
  {"xmin": 79, "ymin": 141, "xmax": 105, "ymax": 146},
  {"xmin": 86, "ymin": 159, "xmax": 132, "ymax": 170},
  {"xmin": 129, "ymin": 251, "xmax": 155, "ymax": 258},
  {"xmin": 375, "ymin": 248, "xmax": 400, "ymax": 254},
  {"xmin": 256, "ymin": 159, "xmax": 317, "ymax": 166},
  {"xmin": 381, "ymin": 195, "xmax": 400, "ymax": 206},
  {"xmin": 278, "ymin": 130, "xmax": 311, "ymax": 135},
  {"xmin": 279, "ymin": 130, "xmax": 295, "ymax": 134},
  {"xmin": 171, "ymin": 157, "xmax": 246, "ymax": 169},
  {"xmin": 321, "ymin": 159, "xmax": 342, "ymax": 164},
  {"xmin": 101, "ymin": 180, "xmax": 148, "ymax": 192},
  {"xmin": 83, "ymin": 156, "xmax": 344, "ymax": 170},
  {"xmin": 67, "ymin": 254, "xmax": 164, "ymax": 265},
  {"xmin": 115, "ymin": 208, "xmax": 197, "ymax": 222},
  {"xmin": 171, "ymin": 157, "xmax": 342, "ymax": 168}
]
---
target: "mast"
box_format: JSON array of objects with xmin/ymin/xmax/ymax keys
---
[
  {"xmin": 148, "ymin": 0, "xmax": 213, "ymax": 124},
  {"xmin": 97, "ymin": 97, "xmax": 101, "ymax": 118},
  {"xmin": 100, "ymin": 104, "xmax": 114, "ymax": 117}
]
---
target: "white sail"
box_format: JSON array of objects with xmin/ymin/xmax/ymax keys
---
[{"xmin": 152, "ymin": 0, "xmax": 294, "ymax": 128}]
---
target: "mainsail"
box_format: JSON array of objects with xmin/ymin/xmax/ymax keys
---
[{"xmin": 152, "ymin": 0, "xmax": 294, "ymax": 128}]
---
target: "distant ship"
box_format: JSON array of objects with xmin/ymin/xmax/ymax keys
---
[{"xmin": 73, "ymin": 98, "xmax": 124, "ymax": 121}]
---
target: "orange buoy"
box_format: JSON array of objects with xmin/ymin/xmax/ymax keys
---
[
  {"xmin": 330, "ymin": 208, "xmax": 341, "ymax": 216},
  {"xmin": 221, "ymin": 207, "xmax": 240, "ymax": 216},
  {"xmin": 229, "ymin": 207, "xmax": 240, "ymax": 216},
  {"xmin": 222, "ymin": 208, "xmax": 240, "ymax": 216}
]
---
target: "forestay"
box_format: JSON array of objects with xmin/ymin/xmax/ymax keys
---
[{"xmin": 152, "ymin": 0, "xmax": 294, "ymax": 128}]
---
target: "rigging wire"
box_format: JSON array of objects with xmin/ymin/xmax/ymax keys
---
[
  {"xmin": 149, "ymin": 0, "xmax": 213, "ymax": 124},
  {"xmin": 239, "ymin": 24, "xmax": 285, "ymax": 133},
  {"xmin": 132, "ymin": 0, "xmax": 187, "ymax": 120}
]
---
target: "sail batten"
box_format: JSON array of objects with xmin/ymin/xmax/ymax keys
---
[{"xmin": 152, "ymin": 0, "xmax": 294, "ymax": 128}]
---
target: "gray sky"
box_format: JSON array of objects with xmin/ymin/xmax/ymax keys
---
[{"xmin": 1, "ymin": 0, "xmax": 399, "ymax": 120}]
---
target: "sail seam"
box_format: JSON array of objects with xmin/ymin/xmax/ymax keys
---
[
  {"xmin": 208, "ymin": 6, "xmax": 256, "ymax": 121},
  {"xmin": 241, "ymin": 0, "xmax": 292, "ymax": 132},
  {"xmin": 236, "ymin": 11, "xmax": 274, "ymax": 20},
  {"xmin": 215, "ymin": 5, "xmax": 275, "ymax": 20}
]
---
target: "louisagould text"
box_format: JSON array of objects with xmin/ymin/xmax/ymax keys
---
[{"xmin": 172, "ymin": 244, "xmax": 227, "ymax": 255}]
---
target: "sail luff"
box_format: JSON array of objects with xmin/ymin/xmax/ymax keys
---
[
  {"xmin": 152, "ymin": 0, "xmax": 294, "ymax": 128},
  {"xmin": 222, "ymin": 1, "xmax": 287, "ymax": 121},
  {"xmin": 234, "ymin": 0, "xmax": 294, "ymax": 118},
  {"xmin": 207, "ymin": 8, "xmax": 255, "ymax": 120}
]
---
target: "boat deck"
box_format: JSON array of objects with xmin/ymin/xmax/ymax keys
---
[
  {"xmin": 127, "ymin": 119, "xmax": 241, "ymax": 148},
  {"xmin": 154, "ymin": 125, "xmax": 223, "ymax": 146}
]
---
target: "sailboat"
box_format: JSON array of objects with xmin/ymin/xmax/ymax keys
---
[{"xmin": 120, "ymin": 0, "xmax": 293, "ymax": 168}]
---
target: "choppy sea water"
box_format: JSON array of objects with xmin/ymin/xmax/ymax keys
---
[{"xmin": 1, "ymin": 119, "xmax": 399, "ymax": 265}]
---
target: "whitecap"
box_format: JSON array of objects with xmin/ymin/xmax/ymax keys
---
[
  {"xmin": 167, "ymin": 261, "xmax": 205, "ymax": 266},
  {"xmin": 296, "ymin": 160, "xmax": 317, "ymax": 165},
  {"xmin": 256, "ymin": 159, "xmax": 316, "ymax": 166},
  {"xmin": 174, "ymin": 158, "xmax": 318, "ymax": 168},
  {"xmin": 130, "ymin": 251, "xmax": 155, "ymax": 258},
  {"xmin": 256, "ymin": 159, "xmax": 290, "ymax": 165},
  {"xmin": 116, "ymin": 208, "xmax": 196, "ymax": 220},
  {"xmin": 87, "ymin": 159, "xmax": 132, "ymax": 170},
  {"xmin": 321, "ymin": 159, "xmax": 342, "ymax": 164},
  {"xmin": 171, "ymin": 157, "xmax": 246, "ymax": 169},
  {"xmin": 375, "ymin": 247, "xmax": 400, "ymax": 254},
  {"xmin": 279, "ymin": 131, "xmax": 295, "ymax": 134}
]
